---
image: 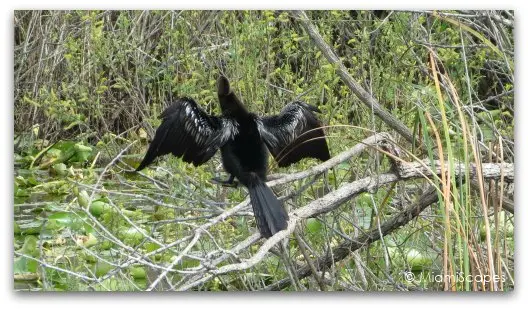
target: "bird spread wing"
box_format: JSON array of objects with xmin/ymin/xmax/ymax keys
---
[
  {"xmin": 136, "ymin": 97, "xmax": 238, "ymax": 170},
  {"xmin": 257, "ymin": 101, "xmax": 330, "ymax": 167}
]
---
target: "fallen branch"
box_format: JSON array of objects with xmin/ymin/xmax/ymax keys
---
[
  {"xmin": 176, "ymin": 153, "xmax": 513, "ymax": 290},
  {"xmin": 268, "ymin": 132, "xmax": 393, "ymax": 187},
  {"xmin": 397, "ymin": 160, "xmax": 514, "ymax": 182},
  {"xmin": 264, "ymin": 185, "xmax": 440, "ymax": 290}
]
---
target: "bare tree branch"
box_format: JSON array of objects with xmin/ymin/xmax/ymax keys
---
[
  {"xmin": 290, "ymin": 10, "xmax": 415, "ymax": 144},
  {"xmin": 397, "ymin": 160, "xmax": 514, "ymax": 182},
  {"xmin": 264, "ymin": 185, "xmax": 440, "ymax": 290}
]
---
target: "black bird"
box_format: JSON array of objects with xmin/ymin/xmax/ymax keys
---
[{"xmin": 136, "ymin": 76, "xmax": 330, "ymax": 238}]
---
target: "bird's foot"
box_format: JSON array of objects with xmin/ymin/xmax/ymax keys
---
[{"xmin": 210, "ymin": 176, "xmax": 239, "ymax": 188}]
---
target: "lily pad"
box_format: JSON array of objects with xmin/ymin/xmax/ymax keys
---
[
  {"xmin": 89, "ymin": 200, "xmax": 112, "ymax": 217},
  {"xmin": 129, "ymin": 266, "xmax": 146, "ymax": 279},
  {"xmin": 72, "ymin": 143, "xmax": 92, "ymax": 162},
  {"xmin": 306, "ymin": 218, "xmax": 323, "ymax": 234},
  {"xmin": 119, "ymin": 227, "xmax": 146, "ymax": 246},
  {"xmin": 18, "ymin": 221, "xmax": 44, "ymax": 235},
  {"xmin": 406, "ymin": 248, "xmax": 433, "ymax": 271},
  {"xmin": 47, "ymin": 211, "xmax": 89, "ymax": 232},
  {"xmin": 14, "ymin": 221, "xmax": 21, "ymax": 235},
  {"xmin": 51, "ymin": 163, "xmax": 68, "ymax": 177},
  {"xmin": 75, "ymin": 233, "xmax": 98, "ymax": 247},
  {"xmin": 19, "ymin": 235, "xmax": 39, "ymax": 257},
  {"xmin": 77, "ymin": 190, "xmax": 90, "ymax": 208},
  {"xmin": 92, "ymin": 260, "xmax": 114, "ymax": 278}
]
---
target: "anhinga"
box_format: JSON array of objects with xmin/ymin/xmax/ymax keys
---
[{"xmin": 136, "ymin": 76, "xmax": 330, "ymax": 238}]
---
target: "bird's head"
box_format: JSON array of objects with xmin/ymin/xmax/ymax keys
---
[
  {"xmin": 217, "ymin": 75, "xmax": 247, "ymax": 116},
  {"xmin": 217, "ymin": 75, "xmax": 231, "ymax": 96}
]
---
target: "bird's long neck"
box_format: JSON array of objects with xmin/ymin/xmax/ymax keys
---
[{"xmin": 218, "ymin": 92, "xmax": 248, "ymax": 118}]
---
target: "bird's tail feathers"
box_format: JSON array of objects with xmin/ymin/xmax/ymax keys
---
[{"xmin": 246, "ymin": 173, "xmax": 288, "ymax": 238}]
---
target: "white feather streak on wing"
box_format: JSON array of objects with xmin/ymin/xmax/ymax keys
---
[
  {"xmin": 275, "ymin": 103, "xmax": 306, "ymax": 145},
  {"xmin": 180, "ymin": 100, "xmax": 218, "ymax": 149},
  {"xmin": 219, "ymin": 118, "xmax": 238, "ymax": 143}
]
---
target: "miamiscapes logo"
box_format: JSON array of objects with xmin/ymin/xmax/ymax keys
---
[{"xmin": 403, "ymin": 271, "xmax": 507, "ymax": 284}]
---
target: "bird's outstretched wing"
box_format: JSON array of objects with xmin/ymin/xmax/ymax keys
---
[
  {"xmin": 257, "ymin": 101, "xmax": 330, "ymax": 167},
  {"xmin": 136, "ymin": 97, "xmax": 238, "ymax": 170}
]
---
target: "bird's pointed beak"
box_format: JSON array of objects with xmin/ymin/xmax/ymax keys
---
[{"xmin": 217, "ymin": 75, "xmax": 231, "ymax": 96}]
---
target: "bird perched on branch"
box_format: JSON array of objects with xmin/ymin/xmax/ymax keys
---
[{"xmin": 136, "ymin": 75, "xmax": 330, "ymax": 238}]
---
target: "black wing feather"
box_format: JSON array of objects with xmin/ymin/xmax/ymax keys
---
[
  {"xmin": 136, "ymin": 98, "xmax": 237, "ymax": 171},
  {"xmin": 257, "ymin": 101, "xmax": 330, "ymax": 167}
]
